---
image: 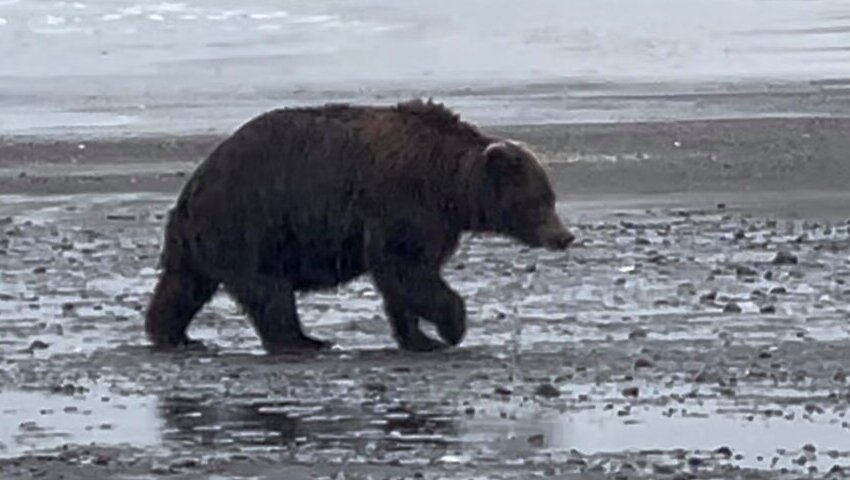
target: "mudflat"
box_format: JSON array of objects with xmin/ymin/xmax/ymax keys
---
[{"xmin": 1, "ymin": 114, "xmax": 850, "ymax": 479}]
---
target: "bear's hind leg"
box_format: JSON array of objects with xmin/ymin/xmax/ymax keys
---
[
  {"xmin": 145, "ymin": 270, "xmax": 219, "ymax": 349},
  {"xmin": 225, "ymin": 277, "xmax": 331, "ymax": 353}
]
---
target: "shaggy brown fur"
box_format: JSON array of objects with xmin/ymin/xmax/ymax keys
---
[{"xmin": 145, "ymin": 99, "xmax": 574, "ymax": 353}]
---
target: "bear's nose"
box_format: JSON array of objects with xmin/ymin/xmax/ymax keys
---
[{"xmin": 552, "ymin": 231, "xmax": 575, "ymax": 250}]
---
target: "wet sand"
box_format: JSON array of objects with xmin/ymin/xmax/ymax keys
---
[
  {"xmin": 2, "ymin": 115, "xmax": 850, "ymax": 479},
  {"xmin": 4, "ymin": 116, "xmax": 850, "ymax": 195}
]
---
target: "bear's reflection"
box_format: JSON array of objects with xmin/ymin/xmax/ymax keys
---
[{"xmin": 155, "ymin": 393, "xmax": 460, "ymax": 451}]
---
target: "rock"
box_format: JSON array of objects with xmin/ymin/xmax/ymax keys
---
[
  {"xmin": 723, "ymin": 302, "xmax": 742, "ymax": 314},
  {"xmin": 714, "ymin": 446, "xmax": 733, "ymax": 458},
  {"xmin": 24, "ymin": 340, "xmax": 50, "ymax": 353},
  {"xmin": 106, "ymin": 214, "xmax": 137, "ymax": 221},
  {"xmin": 647, "ymin": 254, "xmax": 667, "ymax": 264},
  {"xmin": 363, "ymin": 382, "xmax": 388, "ymax": 394},
  {"xmin": 494, "ymin": 385, "xmax": 512, "ymax": 396},
  {"xmin": 735, "ymin": 265, "xmax": 758, "ymax": 277},
  {"xmin": 150, "ymin": 464, "xmax": 170, "ymax": 475},
  {"xmin": 769, "ymin": 286, "xmax": 787, "ymax": 295},
  {"xmin": 699, "ymin": 291, "xmax": 718, "ymax": 304},
  {"xmin": 527, "ymin": 433, "xmax": 545, "ymax": 447},
  {"xmin": 760, "ymin": 305, "xmax": 776, "ymax": 314},
  {"xmin": 534, "ymin": 383, "xmax": 560, "ymax": 399},
  {"xmin": 772, "ymin": 250, "xmax": 798, "ymax": 265},
  {"xmin": 622, "ymin": 386, "xmax": 639, "ymax": 398},
  {"xmin": 634, "ymin": 357, "xmax": 654, "ymax": 369},
  {"xmin": 169, "ymin": 457, "xmax": 200, "ymax": 470}
]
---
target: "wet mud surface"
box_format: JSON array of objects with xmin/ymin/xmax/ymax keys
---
[{"xmin": 2, "ymin": 187, "xmax": 850, "ymax": 479}]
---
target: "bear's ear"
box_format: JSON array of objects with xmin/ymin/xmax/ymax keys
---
[{"xmin": 483, "ymin": 142, "xmax": 525, "ymax": 179}]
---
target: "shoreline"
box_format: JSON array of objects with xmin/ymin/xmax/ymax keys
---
[{"xmin": 2, "ymin": 115, "xmax": 849, "ymax": 198}]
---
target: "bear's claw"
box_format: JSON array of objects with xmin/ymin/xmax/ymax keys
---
[
  {"xmin": 400, "ymin": 335, "xmax": 448, "ymax": 352},
  {"xmin": 265, "ymin": 335, "xmax": 333, "ymax": 354}
]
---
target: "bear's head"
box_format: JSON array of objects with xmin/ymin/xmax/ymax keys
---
[{"xmin": 474, "ymin": 141, "xmax": 575, "ymax": 251}]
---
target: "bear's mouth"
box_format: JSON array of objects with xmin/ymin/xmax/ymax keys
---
[{"xmin": 509, "ymin": 227, "xmax": 575, "ymax": 251}]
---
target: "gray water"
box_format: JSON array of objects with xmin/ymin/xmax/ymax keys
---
[{"xmin": 1, "ymin": 0, "xmax": 850, "ymax": 134}]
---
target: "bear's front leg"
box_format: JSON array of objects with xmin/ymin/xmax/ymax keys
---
[
  {"xmin": 371, "ymin": 263, "xmax": 467, "ymax": 350},
  {"xmin": 366, "ymin": 219, "xmax": 468, "ymax": 350},
  {"xmin": 382, "ymin": 295, "xmax": 448, "ymax": 352}
]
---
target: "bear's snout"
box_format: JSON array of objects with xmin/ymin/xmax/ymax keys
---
[
  {"xmin": 534, "ymin": 211, "xmax": 575, "ymax": 251},
  {"xmin": 544, "ymin": 230, "xmax": 575, "ymax": 251}
]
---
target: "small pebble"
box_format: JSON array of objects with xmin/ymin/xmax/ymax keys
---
[
  {"xmin": 714, "ymin": 446, "xmax": 733, "ymax": 458},
  {"xmin": 527, "ymin": 433, "xmax": 545, "ymax": 447},
  {"xmin": 634, "ymin": 357, "xmax": 654, "ymax": 369},
  {"xmin": 534, "ymin": 383, "xmax": 560, "ymax": 399},
  {"xmin": 24, "ymin": 340, "xmax": 50, "ymax": 353},
  {"xmin": 772, "ymin": 250, "xmax": 798, "ymax": 265},
  {"xmin": 724, "ymin": 302, "xmax": 742, "ymax": 314},
  {"xmin": 735, "ymin": 265, "xmax": 758, "ymax": 277},
  {"xmin": 169, "ymin": 457, "xmax": 200, "ymax": 470},
  {"xmin": 760, "ymin": 305, "xmax": 776, "ymax": 314},
  {"xmin": 622, "ymin": 386, "xmax": 639, "ymax": 398},
  {"xmin": 363, "ymin": 382, "xmax": 388, "ymax": 394},
  {"xmin": 494, "ymin": 385, "xmax": 512, "ymax": 396},
  {"xmin": 150, "ymin": 464, "xmax": 169, "ymax": 475}
]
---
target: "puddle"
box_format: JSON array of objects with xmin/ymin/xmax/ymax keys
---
[
  {"xmin": 462, "ymin": 402, "xmax": 850, "ymax": 472},
  {"xmin": 0, "ymin": 388, "xmax": 160, "ymax": 458},
  {"xmin": 155, "ymin": 393, "xmax": 460, "ymax": 453}
]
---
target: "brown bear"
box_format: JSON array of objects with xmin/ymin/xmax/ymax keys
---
[{"xmin": 144, "ymin": 99, "xmax": 575, "ymax": 353}]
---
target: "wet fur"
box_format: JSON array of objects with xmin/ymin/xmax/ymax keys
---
[{"xmin": 145, "ymin": 99, "xmax": 566, "ymax": 352}]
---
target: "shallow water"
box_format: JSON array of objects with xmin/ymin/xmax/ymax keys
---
[
  {"xmin": 2, "ymin": 191, "xmax": 850, "ymax": 477},
  {"xmin": 2, "ymin": 0, "xmax": 850, "ymax": 134},
  {"xmin": 0, "ymin": 388, "xmax": 159, "ymax": 458},
  {"xmin": 3, "ymin": 0, "xmax": 848, "ymax": 82}
]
